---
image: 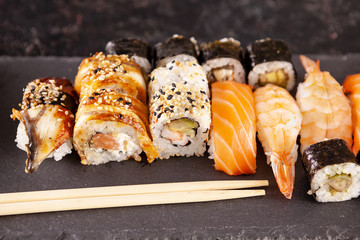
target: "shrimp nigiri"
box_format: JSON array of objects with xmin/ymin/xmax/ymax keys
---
[
  {"xmin": 296, "ymin": 55, "xmax": 352, "ymax": 153},
  {"xmin": 343, "ymin": 73, "xmax": 360, "ymax": 156},
  {"xmin": 254, "ymin": 84, "xmax": 302, "ymax": 199}
]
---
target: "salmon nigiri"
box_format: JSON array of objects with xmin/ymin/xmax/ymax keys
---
[
  {"xmin": 209, "ymin": 81, "xmax": 257, "ymax": 175},
  {"xmin": 296, "ymin": 55, "xmax": 352, "ymax": 153},
  {"xmin": 254, "ymin": 84, "xmax": 302, "ymax": 199},
  {"xmin": 343, "ymin": 73, "xmax": 360, "ymax": 156}
]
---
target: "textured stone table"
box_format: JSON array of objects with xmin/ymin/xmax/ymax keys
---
[{"xmin": 1, "ymin": 0, "xmax": 360, "ymax": 56}]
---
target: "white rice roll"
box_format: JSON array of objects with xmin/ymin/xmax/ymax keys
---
[
  {"xmin": 149, "ymin": 60, "xmax": 209, "ymax": 100},
  {"xmin": 202, "ymin": 57, "xmax": 245, "ymax": 83},
  {"xmin": 149, "ymin": 71, "xmax": 211, "ymax": 159},
  {"xmin": 303, "ymin": 139, "xmax": 360, "ymax": 202},
  {"xmin": 248, "ymin": 61, "xmax": 296, "ymax": 90}
]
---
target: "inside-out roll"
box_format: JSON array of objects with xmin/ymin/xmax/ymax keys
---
[
  {"xmin": 302, "ymin": 138, "xmax": 360, "ymax": 202},
  {"xmin": 245, "ymin": 38, "xmax": 296, "ymax": 90},
  {"xmin": 73, "ymin": 52, "xmax": 158, "ymax": 165},
  {"xmin": 149, "ymin": 35, "xmax": 211, "ymax": 159}
]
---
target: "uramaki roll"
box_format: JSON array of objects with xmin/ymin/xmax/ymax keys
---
[
  {"xmin": 73, "ymin": 52, "xmax": 158, "ymax": 164},
  {"xmin": 149, "ymin": 36, "xmax": 211, "ymax": 159}
]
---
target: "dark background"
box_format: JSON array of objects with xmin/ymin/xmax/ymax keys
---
[{"xmin": 1, "ymin": 0, "xmax": 359, "ymax": 56}]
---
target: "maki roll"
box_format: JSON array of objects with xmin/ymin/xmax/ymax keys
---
[
  {"xmin": 245, "ymin": 38, "xmax": 296, "ymax": 90},
  {"xmin": 11, "ymin": 77, "xmax": 78, "ymax": 173},
  {"xmin": 154, "ymin": 34, "xmax": 198, "ymax": 67},
  {"xmin": 73, "ymin": 52, "xmax": 158, "ymax": 165},
  {"xmin": 303, "ymin": 139, "xmax": 360, "ymax": 202},
  {"xmin": 149, "ymin": 36, "xmax": 211, "ymax": 159},
  {"xmin": 200, "ymin": 38, "xmax": 245, "ymax": 84},
  {"xmin": 105, "ymin": 38, "xmax": 152, "ymax": 74}
]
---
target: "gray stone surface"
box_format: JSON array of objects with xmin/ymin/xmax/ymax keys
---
[
  {"xmin": 0, "ymin": 55, "xmax": 359, "ymax": 239},
  {"xmin": 1, "ymin": 0, "xmax": 360, "ymax": 56}
]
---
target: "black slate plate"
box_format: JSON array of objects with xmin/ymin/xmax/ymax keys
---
[{"xmin": 0, "ymin": 55, "xmax": 359, "ymax": 239}]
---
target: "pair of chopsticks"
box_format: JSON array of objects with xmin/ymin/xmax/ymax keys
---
[{"xmin": 0, "ymin": 180, "xmax": 268, "ymax": 216}]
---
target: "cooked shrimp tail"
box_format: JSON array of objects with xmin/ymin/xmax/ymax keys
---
[
  {"xmin": 299, "ymin": 55, "xmax": 320, "ymax": 74},
  {"xmin": 269, "ymin": 152, "xmax": 295, "ymax": 199}
]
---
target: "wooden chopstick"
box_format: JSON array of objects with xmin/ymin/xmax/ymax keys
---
[
  {"xmin": 0, "ymin": 189, "xmax": 265, "ymax": 216},
  {"xmin": 0, "ymin": 180, "xmax": 268, "ymax": 204}
]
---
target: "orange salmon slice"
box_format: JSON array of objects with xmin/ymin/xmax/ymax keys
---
[{"xmin": 211, "ymin": 81, "xmax": 257, "ymax": 175}]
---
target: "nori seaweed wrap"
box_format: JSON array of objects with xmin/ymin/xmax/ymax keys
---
[
  {"xmin": 154, "ymin": 34, "xmax": 199, "ymax": 67},
  {"xmin": 245, "ymin": 38, "xmax": 296, "ymax": 90},
  {"xmin": 302, "ymin": 139, "xmax": 360, "ymax": 202},
  {"xmin": 200, "ymin": 38, "xmax": 245, "ymax": 83},
  {"xmin": 105, "ymin": 38, "xmax": 152, "ymax": 74}
]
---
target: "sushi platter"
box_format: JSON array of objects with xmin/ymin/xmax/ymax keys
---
[{"xmin": 0, "ymin": 40, "xmax": 360, "ymax": 238}]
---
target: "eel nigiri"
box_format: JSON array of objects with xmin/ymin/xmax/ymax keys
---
[
  {"xmin": 209, "ymin": 81, "xmax": 256, "ymax": 175},
  {"xmin": 343, "ymin": 73, "xmax": 360, "ymax": 157},
  {"xmin": 296, "ymin": 55, "xmax": 352, "ymax": 153},
  {"xmin": 254, "ymin": 84, "xmax": 302, "ymax": 199},
  {"xmin": 11, "ymin": 77, "xmax": 78, "ymax": 173}
]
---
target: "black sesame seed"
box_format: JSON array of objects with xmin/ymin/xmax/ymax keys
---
[
  {"xmin": 175, "ymin": 91, "xmax": 181, "ymax": 95},
  {"xmin": 157, "ymin": 113, "xmax": 162, "ymax": 119},
  {"xmin": 159, "ymin": 89, "xmax": 165, "ymax": 95},
  {"xmin": 94, "ymin": 92, "xmax": 100, "ymax": 96},
  {"xmin": 171, "ymin": 60, "xmax": 175, "ymax": 64},
  {"xmin": 119, "ymin": 114, "xmax": 123, "ymax": 119},
  {"xmin": 156, "ymin": 104, "xmax": 163, "ymax": 111},
  {"xmin": 171, "ymin": 88, "xmax": 175, "ymax": 91},
  {"xmin": 125, "ymin": 102, "xmax": 131, "ymax": 105},
  {"xmin": 200, "ymin": 90, "xmax": 206, "ymax": 94},
  {"xmin": 170, "ymin": 110, "xmax": 174, "ymax": 113},
  {"xmin": 191, "ymin": 104, "xmax": 196, "ymax": 108},
  {"xmin": 170, "ymin": 105, "xmax": 174, "ymax": 108},
  {"xmin": 193, "ymin": 63, "xmax": 196, "ymax": 66},
  {"xmin": 118, "ymin": 97, "xmax": 123, "ymax": 101},
  {"xmin": 202, "ymin": 79, "xmax": 205, "ymax": 82},
  {"xmin": 187, "ymin": 97, "xmax": 194, "ymax": 103},
  {"xmin": 169, "ymin": 66, "xmax": 173, "ymax": 70},
  {"xmin": 88, "ymin": 96, "xmax": 94, "ymax": 100},
  {"xmin": 94, "ymin": 68, "xmax": 101, "ymax": 73},
  {"xmin": 205, "ymin": 99, "xmax": 209, "ymax": 103},
  {"xmin": 201, "ymin": 105, "xmax": 204, "ymax": 109},
  {"xmin": 172, "ymin": 83, "xmax": 176, "ymax": 87},
  {"xmin": 164, "ymin": 107, "xmax": 170, "ymax": 112},
  {"xmin": 167, "ymin": 95, "xmax": 173, "ymax": 100},
  {"xmin": 185, "ymin": 141, "xmax": 192, "ymax": 146},
  {"xmin": 185, "ymin": 108, "xmax": 189, "ymax": 111},
  {"xmin": 153, "ymin": 112, "xmax": 157, "ymax": 116},
  {"xmin": 184, "ymin": 81, "xmax": 187, "ymax": 84},
  {"xmin": 124, "ymin": 70, "xmax": 127, "ymax": 73},
  {"xmin": 151, "ymin": 76, "xmax": 155, "ymax": 81},
  {"xmin": 187, "ymin": 91, "xmax": 192, "ymax": 95}
]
